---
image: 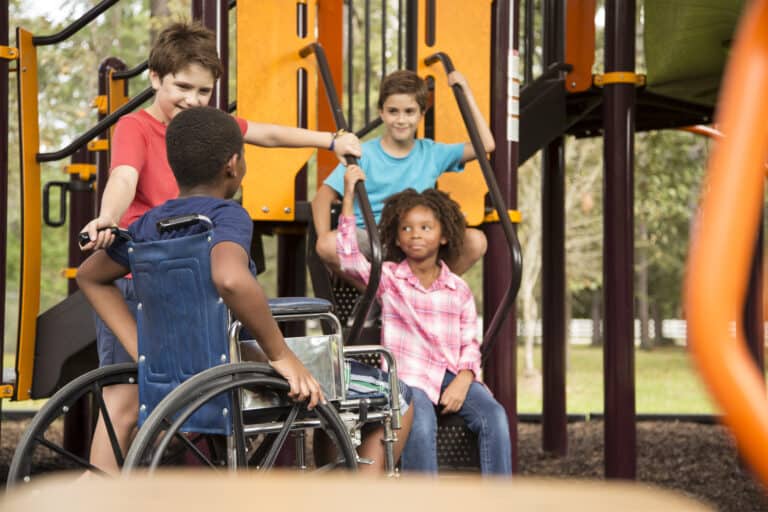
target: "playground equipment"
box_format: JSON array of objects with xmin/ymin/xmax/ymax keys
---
[
  {"xmin": 1, "ymin": 0, "xmax": 521, "ymax": 477},
  {"xmin": 684, "ymin": 0, "xmax": 768, "ymax": 489}
]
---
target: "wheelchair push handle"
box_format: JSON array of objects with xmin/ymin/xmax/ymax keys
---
[
  {"xmin": 78, "ymin": 226, "xmax": 131, "ymax": 249},
  {"xmin": 157, "ymin": 214, "xmax": 213, "ymax": 234}
]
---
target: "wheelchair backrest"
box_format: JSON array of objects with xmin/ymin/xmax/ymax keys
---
[{"xmin": 128, "ymin": 221, "xmax": 232, "ymax": 435}]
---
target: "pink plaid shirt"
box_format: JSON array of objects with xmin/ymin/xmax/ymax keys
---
[{"xmin": 337, "ymin": 215, "xmax": 482, "ymax": 404}]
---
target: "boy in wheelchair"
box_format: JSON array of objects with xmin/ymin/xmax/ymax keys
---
[{"xmin": 76, "ymin": 106, "xmax": 413, "ymax": 474}]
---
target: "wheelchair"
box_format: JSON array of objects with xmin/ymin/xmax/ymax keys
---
[{"xmin": 7, "ymin": 215, "xmax": 405, "ymax": 486}]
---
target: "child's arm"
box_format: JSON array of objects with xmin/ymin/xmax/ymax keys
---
[
  {"xmin": 311, "ymin": 184, "xmax": 340, "ymax": 238},
  {"xmin": 244, "ymin": 122, "xmax": 362, "ymax": 164},
  {"xmin": 439, "ymin": 286, "xmax": 483, "ymax": 414},
  {"xmin": 76, "ymin": 251, "xmax": 138, "ymax": 360},
  {"xmin": 211, "ymin": 242, "xmax": 324, "ymax": 409},
  {"xmin": 335, "ymin": 165, "xmax": 372, "ymax": 284},
  {"xmin": 80, "ymin": 165, "xmax": 138, "ymax": 250},
  {"xmin": 447, "ymin": 71, "xmax": 496, "ymax": 164}
]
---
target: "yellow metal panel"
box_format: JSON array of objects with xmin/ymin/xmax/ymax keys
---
[
  {"xmin": 237, "ymin": 0, "xmax": 318, "ymax": 221},
  {"xmin": 15, "ymin": 28, "xmax": 41, "ymax": 401},
  {"xmin": 0, "ymin": 384, "xmax": 14, "ymax": 398},
  {"xmin": 92, "ymin": 95, "xmax": 108, "ymax": 114},
  {"xmin": 483, "ymin": 209, "xmax": 523, "ymax": 224},
  {"xmin": 417, "ymin": 1, "xmax": 493, "ymax": 227},
  {"xmin": 87, "ymin": 139, "xmax": 109, "ymax": 152},
  {"xmin": 62, "ymin": 268, "xmax": 78, "ymax": 279},
  {"xmin": 0, "ymin": 45, "xmax": 18, "ymax": 60},
  {"xmin": 64, "ymin": 163, "xmax": 96, "ymax": 180}
]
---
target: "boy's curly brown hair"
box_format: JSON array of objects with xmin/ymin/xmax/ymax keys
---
[{"xmin": 379, "ymin": 188, "xmax": 465, "ymax": 264}]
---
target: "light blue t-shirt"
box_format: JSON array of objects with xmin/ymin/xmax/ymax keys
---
[{"xmin": 324, "ymin": 137, "xmax": 465, "ymax": 227}]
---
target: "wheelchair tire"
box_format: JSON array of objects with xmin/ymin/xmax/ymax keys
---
[
  {"xmin": 123, "ymin": 362, "xmax": 358, "ymax": 474},
  {"xmin": 6, "ymin": 363, "xmax": 138, "ymax": 489}
]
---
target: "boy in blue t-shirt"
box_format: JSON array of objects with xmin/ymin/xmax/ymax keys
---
[
  {"xmin": 311, "ymin": 69, "xmax": 495, "ymax": 278},
  {"xmin": 77, "ymin": 107, "xmax": 412, "ymax": 474}
]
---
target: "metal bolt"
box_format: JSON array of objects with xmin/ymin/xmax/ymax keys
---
[
  {"xmin": 137, "ymin": 303, "xmax": 142, "ymax": 310},
  {"xmin": 571, "ymin": 81, "xmax": 576, "ymax": 88},
  {"xmin": 284, "ymin": 207, "xmax": 291, "ymax": 214},
  {"xmin": 24, "ymin": 476, "xmax": 30, "ymax": 483},
  {"xmin": 139, "ymin": 355, "xmax": 146, "ymax": 363},
  {"xmin": 140, "ymin": 404, "xmax": 146, "ymax": 411},
  {"xmin": 261, "ymin": 206, "xmax": 269, "ymax": 213},
  {"xmin": 62, "ymin": 405, "xmax": 69, "ymax": 413},
  {"xmin": 222, "ymin": 408, "xmax": 229, "ymax": 416},
  {"xmin": 220, "ymin": 354, "xmax": 227, "ymax": 363},
  {"xmin": 207, "ymin": 236, "xmax": 212, "ymax": 243},
  {"xmin": 128, "ymin": 377, "xmax": 135, "ymax": 384},
  {"xmin": 217, "ymin": 297, "xmax": 224, "ymax": 303}
]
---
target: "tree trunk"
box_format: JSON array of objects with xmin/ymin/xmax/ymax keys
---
[
  {"xmin": 637, "ymin": 219, "xmax": 652, "ymax": 350},
  {"xmin": 591, "ymin": 288, "xmax": 602, "ymax": 346}
]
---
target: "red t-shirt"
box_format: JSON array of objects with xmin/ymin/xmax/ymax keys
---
[{"xmin": 110, "ymin": 109, "xmax": 248, "ymax": 228}]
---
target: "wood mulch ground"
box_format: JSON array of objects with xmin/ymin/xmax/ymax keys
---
[{"xmin": 1, "ymin": 417, "xmax": 766, "ymax": 510}]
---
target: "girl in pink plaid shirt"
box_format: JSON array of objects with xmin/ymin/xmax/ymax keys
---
[{"xmin": 337, "ymin": 166, "xmax": 511, "ymax": 475}]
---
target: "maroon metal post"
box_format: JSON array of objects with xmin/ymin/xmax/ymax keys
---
[
  {"xmin": 484, "ymin": 0, "xmax": 519, "ymax": 473},
  {"xmin": 540, "ymin": 0, "xmax": 567, "ymax": 456},
  {"xmin": 602, "ymin": 0, "xmax": 637, "ymax": 479},
  {"xmin": 192, "ymin": 0, "xmax": 229, "ymax": 111},
  {"xmin": 1, "ymin": 0, "xmax": 9, "ymax": 426},
  {"xmin": 66, "ymin": 148, "xmax": 96, "ymax": 295},
  {"xmin": 96, "ymin": 57, "xmax": 126, "ymax": 208},
  {"xmin": 744, "ymin": 220, "xmax": 764, "ymax": 373}
]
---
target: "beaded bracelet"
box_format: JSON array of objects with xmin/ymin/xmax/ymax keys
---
[{"xmin": 328, "ymin": 129, "xmax": 346, "ymax": 151}]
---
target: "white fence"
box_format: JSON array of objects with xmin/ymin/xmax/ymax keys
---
[{"xmin": 515, "ymin": 319, "xmax": 688, "ymax": 345}]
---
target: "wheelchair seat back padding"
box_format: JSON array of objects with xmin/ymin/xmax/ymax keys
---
[{"xmin": 129, "ymin": 229, "xmax": 232, "ymax": 435}]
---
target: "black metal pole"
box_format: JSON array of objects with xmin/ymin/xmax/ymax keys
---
[
  {"xmin": 0, "ymin": 0, "xmax": 9, "ymax": 429},
  {"xmin": 744, "ymin": 218, "xmax": 764, "ymax": 373},
  {"xmin": 484, "ymin": 0, "xmax": 520, "ymax": 473},
  {"xmin": 192, "ymin": 0, "xmax": 229, "ymax": 111},
  {"xmin": 541, "ymin": 0, "xmax": 567, "ymax": 457},
  {"xmin": 603, "ymin": 0, "xmax": 637, "ymax": 480},
  {"xmin": 32, "ymin": 0, "xmax": 119, "ymax": 46}
]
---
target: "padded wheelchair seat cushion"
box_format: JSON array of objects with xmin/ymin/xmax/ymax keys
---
[{"xmin": 268, "ymin": 297, "xmax": 333, "ymax": 316}]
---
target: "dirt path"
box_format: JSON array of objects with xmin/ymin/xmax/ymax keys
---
[{"xmin": 2, "ymin": 417, "xmax": 766, "ymax": 510}]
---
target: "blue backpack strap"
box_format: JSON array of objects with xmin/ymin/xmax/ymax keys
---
[{"xmin": 128, "ymin": 226, "xmax": 232, "ymax": 435}]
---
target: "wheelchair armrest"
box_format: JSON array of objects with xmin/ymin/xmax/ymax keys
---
[{"xmin": 267, "ymin": 297, "xmax": 333, "ymax": 316}]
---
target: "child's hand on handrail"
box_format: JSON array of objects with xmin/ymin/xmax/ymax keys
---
[
  {"xmin": 331, "ymin": 130, "xmax": 363, "ymax": 164},
  {"xmin": 270, "ymin": 353, "xmax": 326, "ymax": 410},
  {"xmin": 342, "ymin": 165, "xmax": 366, "ymax": 217}
]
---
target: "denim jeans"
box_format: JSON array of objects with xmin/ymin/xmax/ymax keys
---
[{"xmin": 401, "ymin": 371, "xmax": 512, "ymax": 475}]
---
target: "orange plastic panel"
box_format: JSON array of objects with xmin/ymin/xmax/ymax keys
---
[
  {"xmin": 237, "ymin": 0, "xmax": 318, "ymax": 221},
  {"xmin": 15, "ymin": 28, "xmax": 41, "ymax": 401},
  {"xmin": 565, "ymin": 0, "xmax": 596, "ymax": 93},
  {"xmin": 316, "ymin": 0, "xmax": 344, "ymax": 185},
  {"xmin": 684, "ymin": 0, "xmax": 768, "ymax": 488},
  {"xmin": 417, "ymin": 0, "xmax": 493, "ymax": 227}
]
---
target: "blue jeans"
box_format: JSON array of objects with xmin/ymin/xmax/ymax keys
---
[{"xmin": 401, "ymin": 371, "xmax": 512, "ymax": 475}]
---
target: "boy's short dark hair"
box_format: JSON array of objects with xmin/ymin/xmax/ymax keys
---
[
  {"xmin": 149, "ymin": 22, "xmax": 223, "ymax": 80},
  {"xmin": 377, "ymin": 70, "xmax": 429, "ymax": 112},
  {"xmin": 166, "ymin": 107, "xmax": 243, "ymax": 188}
]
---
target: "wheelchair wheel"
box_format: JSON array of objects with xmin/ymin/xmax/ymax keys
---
[
  {"xmin": 6, "ymin": 363, "xmax": 138, "ymax": 488},
  {"xmin": 123, "ymin": 362, "xmax": 358, "ymax": 474}
]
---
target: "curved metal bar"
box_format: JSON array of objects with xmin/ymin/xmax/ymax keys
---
[
  {"xmin": 424, "ymin": 52, "xmax": 523, "ymax": 363},
  {"xmin": 300, "ymin": 42, "xmax": 383, "ymax": 346},
  {"xmin": 356, "ymin": 117, "xmax": 383, "ymax": 139},
  {"xmin": 32, "ymin": 0, "xmax": 120, "ymax": 46},
  {"xmin": 112, "ymin": 60, "xmax": 148, "ymax": 80},
  {"xmin": 684, "ymin": 0, "xmax": 768, "ymax": 488},
  {"xmin": 37, "ymin": 87, "xmax": 154, "ymax": 163}
]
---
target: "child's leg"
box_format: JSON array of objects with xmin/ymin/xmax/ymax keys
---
[
  {"xmin": 357, "ymin": 400, "xmax": 413, "ymax": 474},
  {"xmin": 448, "ymin": 227, "xmax": 487, "ymax": 275},
  {"xmin": 88, "ymin": 383, "xmax": 138, "ymax": 475},
  {"xmin": 455, "ymin": 380, "xmax": 512, "ymax": 475},
  {"xmin": 400, "ymin": 387, "xmax": 439, "ymax": 473}
]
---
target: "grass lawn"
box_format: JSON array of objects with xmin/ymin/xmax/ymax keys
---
[
  {"xmin": 1, "ymin": 345, "xmax": 763, "ymax": 415},
  {"xmin": 516, "ymin": 344, "xmax": 737, "ymax": 415}
]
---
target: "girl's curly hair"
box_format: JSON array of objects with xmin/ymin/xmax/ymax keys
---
[{"xmin": 378, "ymin": 188, "xmax": 465, "ymax": 264}]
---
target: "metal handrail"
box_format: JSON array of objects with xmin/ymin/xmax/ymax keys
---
[
  {"xmin": 424, "ymin": 52, "xmax": 523, "ymax": 364},
  {"xmin": 299, "ymin": 42, "xmax": 382, "ymax": 346},
  {"xmin": 112, "ymin": 60, "xmax": 149, "ymax": 80},
  {"xmin": 32, "ymin": 0, "xmax": 120, "ymax": 46},
  {"xmin": 37, "ymin": 87, "xmax": 154, "ymax": 163}
]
